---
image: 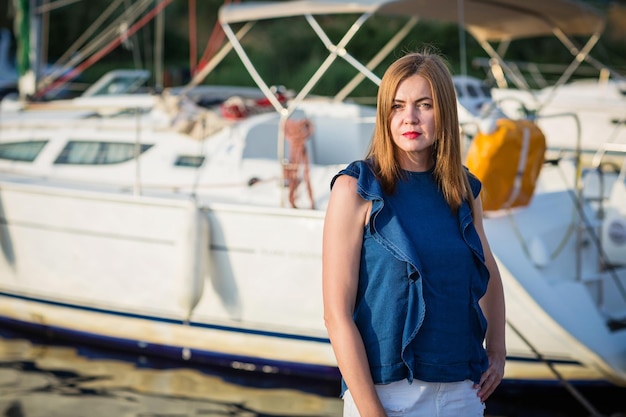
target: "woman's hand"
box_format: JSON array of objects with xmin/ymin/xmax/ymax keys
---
[{"xmin": 476, "ymin": 349, "xmax": 506, "ymax": 402}]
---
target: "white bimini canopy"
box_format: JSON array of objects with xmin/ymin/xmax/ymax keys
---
[{"xmin": 219, "ymin": 0, "xmax": 606, "ymax": 42}]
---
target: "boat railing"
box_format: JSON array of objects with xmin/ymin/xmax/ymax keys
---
[
  {"xmin": 472, "ymin": 57, "xmax": 613, "ymax": 90},
  {"xmin": 582, "ymin": 140, "xmax": 626, "ymax": 317},
  {"xmin": 591, "ymin": 142, "xmax": 626, "ymax": 174}
]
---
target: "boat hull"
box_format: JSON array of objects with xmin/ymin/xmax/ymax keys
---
[{"xmin": 1, "ymin": 177, "xmax": 625, "ymax": 386}]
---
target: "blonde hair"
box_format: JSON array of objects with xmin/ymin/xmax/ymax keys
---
[{"xmin": 366, "ymin": 51, "xmax": 473, "ymax": 214}]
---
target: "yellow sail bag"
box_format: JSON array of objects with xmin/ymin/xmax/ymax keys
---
[{"xmin": 465, "ymin": 118, "xmax": 546, "ymax": 211}]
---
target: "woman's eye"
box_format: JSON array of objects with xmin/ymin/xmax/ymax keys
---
[{"xmin": 418, "ymin": 102, "xmax": 432, "ymax": 109}]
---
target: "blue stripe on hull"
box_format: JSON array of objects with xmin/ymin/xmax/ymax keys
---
[
  {"xmin": 0, "ymin": 315, "xmax": 342, "ymax": 380},
  {"xmin": 0, "ymin": 290, "xmax": 330, "ymax": 343}
]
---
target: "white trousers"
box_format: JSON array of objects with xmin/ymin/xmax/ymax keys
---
[{"xmin": 342, "ymin": 379, "xmax": 486, "ymax": 417}]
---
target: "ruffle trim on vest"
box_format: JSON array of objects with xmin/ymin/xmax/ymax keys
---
[{"xmin": 332, "ymin": 160, "xmax": 490, "ymax": 384}]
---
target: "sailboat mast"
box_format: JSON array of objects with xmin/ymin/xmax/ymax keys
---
[
  {"xmin": 14, "ymin": 0, "xmax": 29, "ymax": 98},
  {"xmin": 14, "ymin": 0, "xmax": 43, "ymax": 99}
]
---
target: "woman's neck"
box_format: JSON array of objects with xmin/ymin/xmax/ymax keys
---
[{"xmin": 399, "ymin": 150, "xmax": 434, "ymax": 172}]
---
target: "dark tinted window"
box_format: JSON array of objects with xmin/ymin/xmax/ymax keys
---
[
  {"xmin": 174, "ymin": 155, "xmax": 205, "ymax": 168},
  {"xmin": 54, "ymin": 141, "xmax": 153, "ymax": 165},
  {"xmin": 0, "ymin": 140, "xmax": 48, "ymax": 162},
  {"xmin": 466, "ymin": 84, "xmax": 479, "ymax": 98}
]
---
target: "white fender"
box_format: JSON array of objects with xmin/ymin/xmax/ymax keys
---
[{"xmin": 178, "ymin": 198, "xmax": 210, "ymax": 321}]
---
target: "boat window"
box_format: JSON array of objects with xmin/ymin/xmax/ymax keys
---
[
  {"xmin": 81, "ymin": 69, "xmax": 150, "ymax": 97},
  {"xmin": 174, "ymin": 155, "xmax": 205, "ymax": 168},
  {"xmin": 0, "ymin": 140, "xmax": 48, "ymax": 162},
  {"xmin": 54, "ymin": 141, "xmax": 153, "ymax": 165},
  {"xmin": 466, "ymin": 84, "xmax": 479, "ymax": 98},
  {"xmin": 242, "ymin": 124, "xmax": 280, "ymax": 160}
]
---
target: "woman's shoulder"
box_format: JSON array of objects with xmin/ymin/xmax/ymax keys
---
[
  {"xmin": 331, "ymin": 160, "xmax": 375, "ymax": 189},
  {"xmin": 341, "ymin": 159, "xmax": 374, "ymax": 178},
  {"xmin": 330, "ymin": 159, "xmax": 384, "ymax": 202}
]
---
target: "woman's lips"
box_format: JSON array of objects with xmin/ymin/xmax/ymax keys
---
[{"xmin": 403, "ymin": 131, "xmax": 420, "ymax": 139}]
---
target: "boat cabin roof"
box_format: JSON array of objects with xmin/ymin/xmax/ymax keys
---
[{"xmin": 219, "ymin": 0, "xmax": 605, "ymax": 42}]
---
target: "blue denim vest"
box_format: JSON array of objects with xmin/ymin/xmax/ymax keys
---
[{"xmin": 331, "ymin": 160, "xmax": 490, "ymax": 393}]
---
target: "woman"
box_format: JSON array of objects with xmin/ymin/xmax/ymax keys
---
[{"xmin": 322, "ymin": 51, "xmax": 506, "ymax": 417}]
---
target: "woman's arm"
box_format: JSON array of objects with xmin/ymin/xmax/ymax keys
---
[
  {"xmin": 322, "ymin": 174, "xmax": 386, "ymax": 417},
  {"xmin": 472, "ymin": 194, "xmax": 507, "ymax": 402}
]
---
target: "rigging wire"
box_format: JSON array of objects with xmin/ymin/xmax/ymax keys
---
[
  {"xmin": 124, "ymin": 0, "xmax": 144, "ymax": 70},
  {"xmin": 154, "ymin": 0, "xmax": 165, "ymax": 90},
  {"xmin": 189, "ymin": 0, "xmax": 197, "ymax": 75},
  {"xmin": 35, "ymin": 0, "xmax": 84, "ymax": 14},
  {"xmin": 37, "ymin": 0, "xmax": 153, "ymax": 93},
  {"xmin": 36, "ymin": 0, "xmax": 172, "ymax": 98},
  {"xmin": 42, "ymin": 0, "xmax": 125, "ymax": 84},
  {"xmin": 42, "ymin": 0, "xmax": 152, "ymax": 89}
]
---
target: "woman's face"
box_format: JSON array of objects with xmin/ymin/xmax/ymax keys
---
[{"xmin": 389, "ymin": 74, "xmax": 436, "ymax": 170}]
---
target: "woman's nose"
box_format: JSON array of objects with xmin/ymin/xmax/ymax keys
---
[{"xmin": 404, "ymin": 108, "xmax": 419, "ymax": 124}]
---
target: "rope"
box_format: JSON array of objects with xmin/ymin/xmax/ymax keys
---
[{"xmin": 197, "ymin": 0, "xmax": 240, "ymax": 72}]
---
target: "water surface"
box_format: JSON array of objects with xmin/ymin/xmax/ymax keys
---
[{"xmin": 0, "ymin": 331, "xmax": 624, "ymax": 417}]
